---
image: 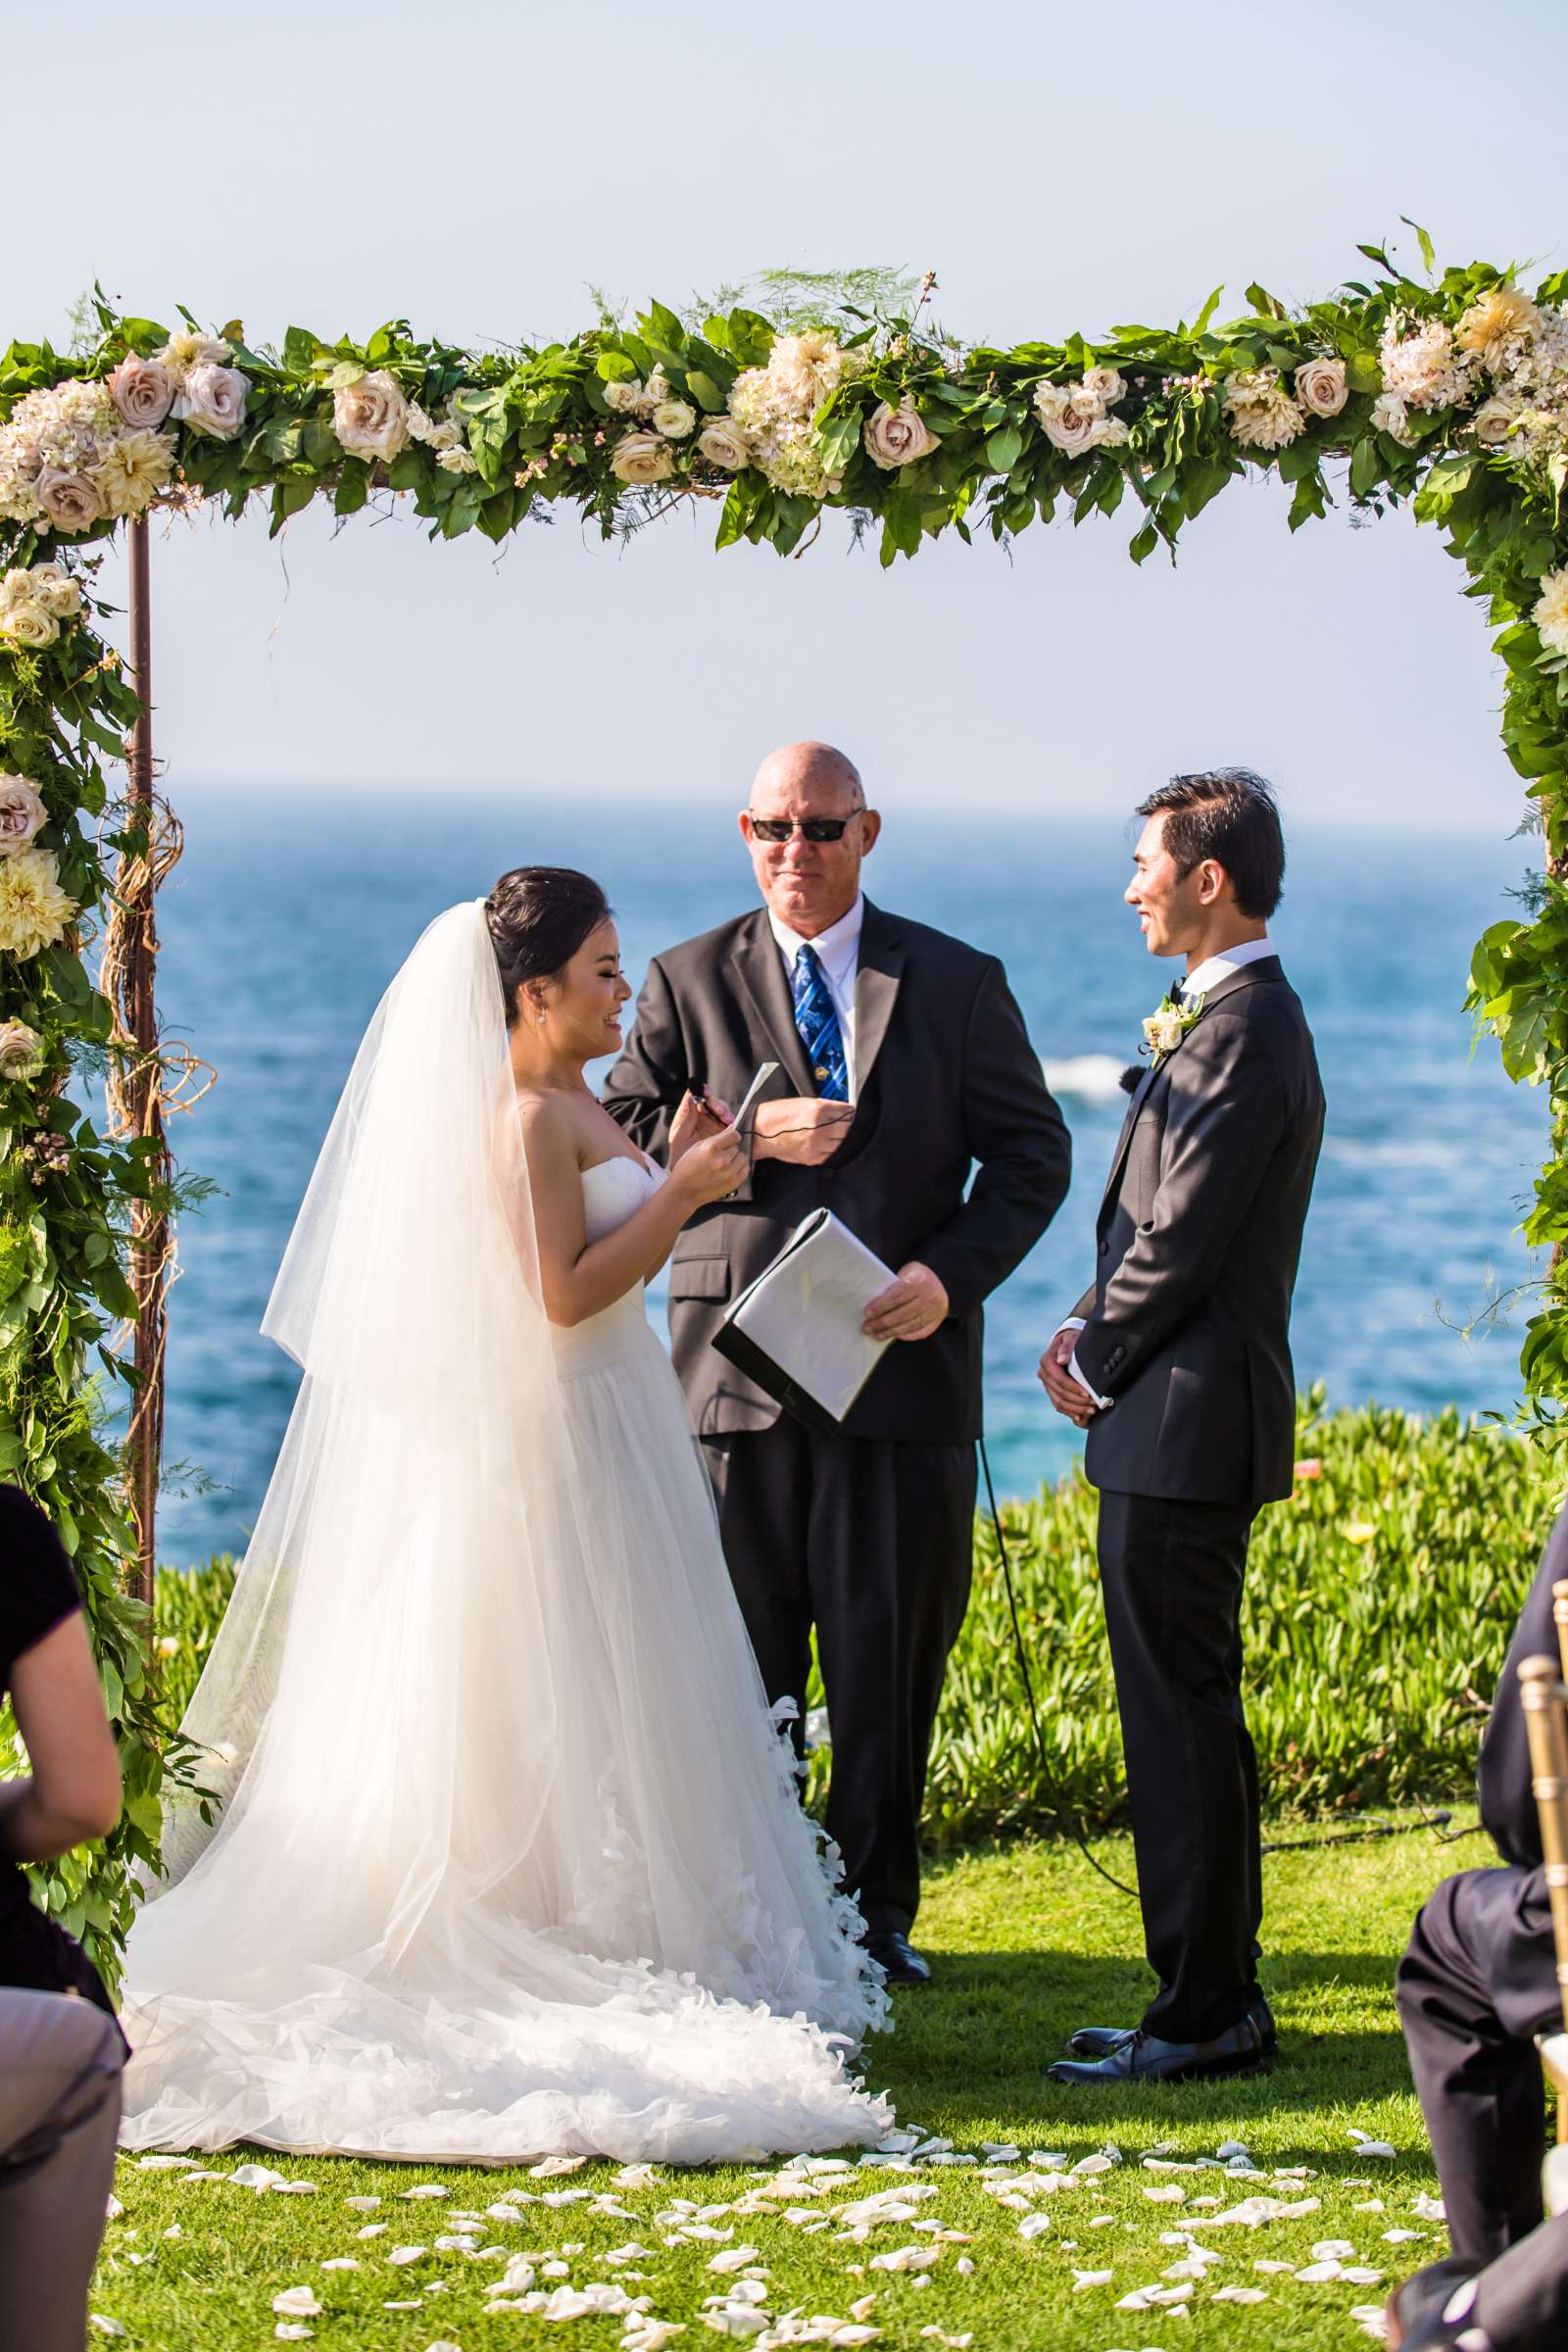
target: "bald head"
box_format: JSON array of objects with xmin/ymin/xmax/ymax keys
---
[
  {"xmin": 751, "ymin": 741, "xmax": 865, "ymax": 810},
  {"xmin": 741, "ymin": 740, "xmax": 880, "ymax": 937}
]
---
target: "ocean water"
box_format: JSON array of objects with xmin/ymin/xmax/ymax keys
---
[{"xmin": 143, "ymin": 787, "xmax": 1545, "ymax": 1567}]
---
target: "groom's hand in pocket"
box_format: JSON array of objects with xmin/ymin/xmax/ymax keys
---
[
  {"xmin": 751, "ymin": 1099, "xmax": 855, "ymax": 1167},
  {"xmin": 863, "ymin": 1262, "xmax": 949, "ymax": 1344},
  {"xmin": 1039, "ymin": 1326, "xmax": 1098, "ymax": 1425}
]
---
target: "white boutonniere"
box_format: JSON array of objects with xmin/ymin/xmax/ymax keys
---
[{"xmin": 1141, "ymin": 990, "xmax": 1204, "ymax": 1065}]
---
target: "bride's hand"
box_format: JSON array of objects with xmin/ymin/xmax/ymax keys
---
[
  {"xmin": 669, "ymin": 1087, "xmax": 733, "ymax": 1165},
  {"xmin": 672, "ymin": 1124, "xmax": 750, "ymax": 1208}
]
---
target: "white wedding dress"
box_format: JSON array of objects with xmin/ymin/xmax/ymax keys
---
[{"xmin": 118, "ymin": 905, "xmax": 891, "ymax": 2165}]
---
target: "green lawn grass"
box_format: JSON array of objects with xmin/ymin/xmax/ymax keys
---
[{"xmin": 93, "ymin": 1821, "xmax": 1487, "ymax": 2351}]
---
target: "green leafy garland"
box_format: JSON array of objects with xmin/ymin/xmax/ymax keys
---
[{"xmin": 1, "ymin": 239, "xmax": 1566, "ymax": 1967}]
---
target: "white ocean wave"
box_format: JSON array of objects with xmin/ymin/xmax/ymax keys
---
[{"xmin": 1042, "ymin": 1053, "xmax": 1132, "ymax": 1105}]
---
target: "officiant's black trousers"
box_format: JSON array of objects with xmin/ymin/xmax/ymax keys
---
[
  {"xmin": 701, "ymin": 1420, "xmax": 976, "ymax": 1937},
  {"xmin": 1097, "ymin": 1489, "xmax": 1263, "ymax": 2046},
  {"xmin": 1396, "ymin": 1864, "xmax": 1559, "ymax": 2267}
]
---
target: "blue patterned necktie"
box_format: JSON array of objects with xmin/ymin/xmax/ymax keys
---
[{"xmin": 790, "ymin": 943, "xmax": 849, "ymax": 1102}]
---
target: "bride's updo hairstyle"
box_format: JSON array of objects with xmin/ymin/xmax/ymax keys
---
[{"xmin": 484, "ymin": 866, "xmax": 612, "ymax": 1029}]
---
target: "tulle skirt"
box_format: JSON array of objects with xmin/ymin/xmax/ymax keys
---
[{"xmin": 119, "ymin": 1311, "xmax": 891, "ymax": 2164}]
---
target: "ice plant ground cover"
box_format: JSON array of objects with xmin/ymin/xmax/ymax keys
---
[
  {"xmin": 153, "ymin": 1398, "xmax": 1563, "ymax": 1849},
  {"xmin": 90, "ymin": 1831, "xmax": 1466, "ymax": 2350}
]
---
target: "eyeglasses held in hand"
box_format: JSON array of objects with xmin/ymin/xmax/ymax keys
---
[{"xmin": 748, "ymin": 816, "xmax": 858, "ymax": 843}]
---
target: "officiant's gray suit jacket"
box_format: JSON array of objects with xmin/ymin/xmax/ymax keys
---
[
  {"xmin": 1072, "ymin": 956, "xmax": 1324, "ymax": 1508},
  {"xmin": 603, "ymin": 900, "xmax": 1071, "ymax": 1445}
]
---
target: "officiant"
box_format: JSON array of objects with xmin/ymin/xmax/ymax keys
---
[{"xmin": 604, "ymin": 742, "xmax": 1070, "ymax": 1983}]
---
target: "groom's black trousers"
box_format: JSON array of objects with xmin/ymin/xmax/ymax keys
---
[
  {"xmin": 701, "ymin": 1419, "xmax": 976, "ymax": 1937},
  {"xmin": 1097, "ymin": 1488, "xmax": 1264, "ymax": 2045}
]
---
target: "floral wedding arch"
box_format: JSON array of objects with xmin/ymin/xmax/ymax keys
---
[{"xmin": 2, "ymin": 240, "xmax": 1566, "ymax": 1971}]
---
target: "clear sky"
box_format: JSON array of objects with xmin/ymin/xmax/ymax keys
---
[{"xmin": 10, "ymin": 0, "xmax": 1566, "ymax": 832}]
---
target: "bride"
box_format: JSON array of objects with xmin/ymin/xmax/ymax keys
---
[{"xmin": 118, "ymin": 869, "xmax": 892, "ymax": 2165}]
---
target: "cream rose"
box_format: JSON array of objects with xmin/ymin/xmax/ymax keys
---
[
  {"xmin": 0, "ymin": 601, "xmax": 57, "ymax": 649},
  {"xmin": 1079, "ymin": 365, "xmax": 1126, "ymax": 409},
  {"xmin": 173, "ymin": 364, "xmax": 249, "ymax": 442},
  {"xmin": 436, "ymin": 446, "xmax": 478, "ymax": 474},
  {"xmin": 331, "ymin": 370, "xmax": 411, "ymax": 465},
  {"xmin": 0, "ymin": 1020, "xmax": 43, "ymax": 1079},
  {"xmin": 107, "ymin": 354, "xmax": 177, "ymax": 429},
  {"xmin": 35, "ymin": 467, "xmax": 105, "ymax": 533},
  {"xmin": 1044, "ymin": 400, "xmax": 1104, "ymax": 459},
  {"xmin": 602, "ymin": 378, "xmax": 644, "ymax": 416},
  {"xmin": 610, "ymin": 432, "xmax": 674, "ymax": 486},
  {"xmin": 26, "ymin": 564, "xmax": 83, "ymax": 620},
  {"xmin": 1534, "ymin": 566, "xmax": 1568, "ymax": 662},
  {"xmin": 1471, "ymin": 397, "xmax": 1517, "ymax": 448},
  {"xmin": 0, "ymin": 845, "xmax": 75, "ymax": 957},
  {"xmin": 1143, "ymin": 1008, "xmax": 1186, "ymax": 1057},
  {"xmin": 651, "ymin": 399, "xmax": 697, "ymax": 441},
  {"xmin": 0, "ymin": 776, "xmax": 47, "ymax": 851},
  {"xmin": 862, "ymin": 397, "xmax": 940, "ymax": 470},
  {"xmin": 696, "ymin": 418, "xmax": 751, "ymax": 471},
  {"xmin": 1294, "ymin": 358, "xmax": 1348, "ymax": 418}
]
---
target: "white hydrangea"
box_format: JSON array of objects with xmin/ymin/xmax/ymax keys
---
[{"xmin": 1378, "ymin": 313, "xmax": 1467, "ymax": 412}]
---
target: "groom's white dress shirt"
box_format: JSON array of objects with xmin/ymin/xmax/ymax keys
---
[
  {"xmin": 768, "ymin": 894, "xmax": 864, "ymax": 1101},
  {"xmin": 1061, "ymin": 933, "xmax": 1277, "ymax": 1411}
]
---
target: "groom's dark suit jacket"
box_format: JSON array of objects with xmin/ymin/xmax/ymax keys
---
[
  {"xmin": 603, "ymin": 900, "xmax": 1071, "ymax": 1444},
  {"xmin": 1073, "ymin": 956, "xmax": 1323, "ymax": 1507}
]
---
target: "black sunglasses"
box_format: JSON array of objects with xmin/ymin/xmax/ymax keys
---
[{"xmin": 748, "ymin": 815, "xmax": 860, "ymax": 844}]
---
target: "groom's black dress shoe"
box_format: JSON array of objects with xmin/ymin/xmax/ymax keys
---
[
  {"xmin": 1047, "ymin": 2015, "xmax": 1270, "ymax": 2086},
  {"xmin": 864, "ymin": 1932, "xmax": 932, "ymax": 1987},
  {"xmin": 1067, "ymin": 1996, "xmax": 1277, "ymax": 2062}
]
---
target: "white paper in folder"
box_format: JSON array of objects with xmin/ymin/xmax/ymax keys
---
[{"xmin": 722, "ymin": 1208, "xmax": 896, "ymax": 1422}]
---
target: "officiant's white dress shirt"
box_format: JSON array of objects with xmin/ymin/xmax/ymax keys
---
[
  {"xmin": 768, "ymin": 894, "xmax": 864, "ymax": 1101},
  {"xmin": 1061, "ymin": 933, "xmax": 1277, "ymax": 1410}
]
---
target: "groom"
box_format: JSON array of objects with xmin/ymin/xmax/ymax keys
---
[
  {"xmin": 605, "ymin": 742, "xmax": 1070, "ymax": 1984},
  {"xmin": 1041, "ymin": 768, "xmax": 1323, "ymax": 2085}
]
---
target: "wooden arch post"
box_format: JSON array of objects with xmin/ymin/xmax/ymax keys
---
[{"xmin": 122, "ymin": 511, "xmax": 169, "ymax": 1607}]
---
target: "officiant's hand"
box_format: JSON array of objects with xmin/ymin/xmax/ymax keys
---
[
  {"xmin": 751, "ymin": 1098, "xmax": 855, "ymax": 1166},
  {"xmin": 863, "ymin": 1262, "xmax": 949, "ymax": 1344},
  {"xmin": 1039, "ymin": 1327, "xmax": 1098, "ymax": 1426},
  {"xmin": 669, "ymin": 1087, "xmax": 734, "ymax": 1165},
  {"xmin": 671, "ymin": 1124, "xmax": 750, "ymax": 1208}
]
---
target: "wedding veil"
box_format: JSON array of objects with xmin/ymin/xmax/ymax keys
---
[{"xmin": 156, "ymin": 902, "xmax": 571, "ymax": 1930}]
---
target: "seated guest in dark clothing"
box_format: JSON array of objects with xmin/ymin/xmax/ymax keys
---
[
  {"xmin": 0, "ymin": 1484, "xmax": 125, "ymax": 2352},
  {"xmin": 1389, "ymin": 1501, "xmax": 1568, "ymax": 2350}
]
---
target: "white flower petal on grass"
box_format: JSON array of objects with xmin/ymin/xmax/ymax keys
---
[
  {"xmin": 702, "ymin": 2307, "xmax": 769, "ymax": 2339},
  {"xmin": 1384, "ymin": 2229, "xmax": 1423, "ymax": 2243},
  {"xmin": 232, "ymin": 2163, "xmax": 292, "ymax": 2189},
  {"xmin": 1312, "ymin": 2240, "xmax": 1358, "ymax": 2260},
  {"xmin": 868, "ymin": 2245, "xmax": 941, "ymax": 2274},
  {"xmin": 980, "ymin": 2143, "xmax": 1020, "ymax": 2161},
  {"xmin": 918, "ymin": 2333, "xmax": 973, "ymax": 2349},
  {"xmin": 383, "ymin": 2300, "xmax": 424, "ymax": 2312},
  {"xmin": 89, "ymin": 2324, "xmax": 126, "ymax": 2339},
  {"xmin": 616, "ymin": 2165, "xmax": 663, "ymax": 2190},
  {"xmin": 275, "ymin": 2330, "xmax": 314, "ymax": 2344},
  {"xmin": 1017, "ymin": 2214, "xmax": 1052, "ymax": 2241},
  {"xmin": 1216, "ymin": 2141, "xmax": 1252, "ymax": 2162},
  {"xmin": 345, "ymin": 2195, "xmax": 381, "ymax": 2210},
  {"xmin": 1343, "ymin": 2268, "xmax": 1387, "ymax": 2285},
  {"xmin": 321, "ymin": 2257, "xmax": 361, "ymax": 2271},
  {"xmin": 136, "ymin": 2154, "xmax": 202, "ymax": 2171},
  {"xmin": 955, "ymin": 2257, "xmax": 974, "ymax": 2277},
  {"xmin": 106, "ymin": 2196, "xmax": 123, "ymax": 2219},
  {"xmin": 402, "ymin": 2183, "xmax": 449, "ymax": 2199},
  {"xmin": 423, "ymin": 2342, "xmax": 465, "ymax": 2351},
  {"xmin": 621, "ymin": 2327, "xmax": 686, "ymax": 2352},
  {"xmin": 1253, "ymin": 2260, "xmax": 1295, "ymax": 2273},
  {"xmin": 1349, "ymin": 2309, "xmax": 1392, "ymax": 2342},
  {"xmin": 1144, "ymin": 2186, "xmax": 1187, "ymax": 2204},
  {"xmin": 358, "ymin": 2223, "xmax": 389, "ymax": 2238},
  {"xmin": 1071, "ymin": 2269, "xmax": 1114, "ymax": 2289},
  {"xmin": 1071, "ymin": 2153, "xmax": 1116, "ymax": 2177},
  {"xmin": 1412, "ymin": 2193, "xmax": 1446, "ymax": 2221},
  {"xmin": 709, "ymin": 2247, "xmax": 762, "ymax": 2275},
  {"xmin": 532, "ymin": 2155, "xmax": 589, "ymax": 2178},
  {"xmin": 388, "ymin": 2245, "xmax": 427, "ymax": 2265},
  {"xmin": 1211, "ymin": 2285, "xmax": 1268, "ymax": 2303},
  {"xmin": 272, "ymin": 2288, "xmax": 322, "ymax": 2317},
  {"xmin": 1296, "ymin": 2259, "xmax": 1345, "ymax": 2281}
]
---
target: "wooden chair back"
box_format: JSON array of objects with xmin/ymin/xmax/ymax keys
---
[{"xmin": 1518, "ymin": 1648, "xmax": 1568, "ymax": 2211}]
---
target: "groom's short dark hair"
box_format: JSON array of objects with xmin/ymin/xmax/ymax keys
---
[{"xmin": 1138, "ymin": 768, "xmax": 1285, "ymax": 920}]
